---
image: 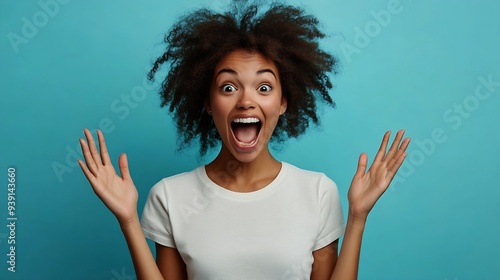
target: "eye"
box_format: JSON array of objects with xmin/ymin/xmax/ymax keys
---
[
  {"xmin": 258, "ymin": 84, "xmax": 272, "ymax": 92},
  {"xmin": 221, "ymin": 84, "xmax": 237, "ymax": 92}
]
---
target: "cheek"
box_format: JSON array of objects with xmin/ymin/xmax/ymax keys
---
[
  {"xmin": 260, "ymin": 99, "xmax": 284, "ymax": 138},
  {"xmin": 209, "ymin": 98, "xmax": 231, "ymax": 131},
  {"xmin": 210, "ymin": 99, "xmax": 232, "ymax": 118},
  {"xmin": 262, "ymin": 99, "xmax": 284, "ymax": 121},
  {"xmin": 209, "ymin": 94, "xmax": 229, "ymax": 114}
]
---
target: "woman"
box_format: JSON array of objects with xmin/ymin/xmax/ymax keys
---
[{"xmin": 78, "ymin": 2, "xmax": 410, "ymax": 279}]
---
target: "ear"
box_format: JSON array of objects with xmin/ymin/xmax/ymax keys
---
[
  {"xmin": 204, "ymin": 100, "xmax": 212, "ymax": 115},
  {"xmin": 280, "ymin": 96, "xmax": 287, "ymax": 115}
]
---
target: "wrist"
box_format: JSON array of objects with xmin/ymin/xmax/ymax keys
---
[
  {"xmin": 347, "ymin": 212, "xmax": 368, "ymax": 226},
  {"xmin": 118, "ymin": 212, "xmax": 140, "ymax": 229}
]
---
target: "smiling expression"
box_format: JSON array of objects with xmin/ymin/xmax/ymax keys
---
[{"xmin": 206, "ymin": 49, "xmax": 287, "ymax": 162}]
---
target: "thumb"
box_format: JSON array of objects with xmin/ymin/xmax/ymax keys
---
[
  {"xmin": 355, "ymin": 153, "xmax": 367, "ymax": 178},
  {"xmin": 118, "ymin": 153, "xmax": 132, "ymax": 180}
]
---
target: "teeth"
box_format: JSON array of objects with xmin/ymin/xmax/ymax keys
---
[{"xmin": 232, "ymin": 117, "xmax": 260, "ymax": 124}]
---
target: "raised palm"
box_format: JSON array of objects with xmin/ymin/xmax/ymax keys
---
[
  {"xmin": 348, "ymin": 130, "xmax": 410, "ymax": 220},
  {"xmin": 78, "ymin": 129, "xmax": 138, "ymax": 224}
]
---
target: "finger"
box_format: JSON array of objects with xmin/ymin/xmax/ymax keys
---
[
  {"xmin": 384, "ymin": 130, "xmax": 405, "ymax": 162},
  {"xmin": 384, "ymin": 140, "xmax": 408, "ymax": 175},
  {"xmin": 78, "ymin": 159, "xmax": 96, "ymax": 183},
  {"xmin": 354, "ymin": 153, "xmax": 368, "ymax": 178},
  {"xmin": 119, "ymin": 153, "xmax": 132, "ymax": 181},
  {"xmin": 84, "ymin": 128, "xmax": 103, "ymax": 166},
  {"xmin": 386, "ymin": 137, "xmax": 411, "ymax": 170},
  {"xmin": 79, "ymin": 138, "xmax": 98, "ymax": 175},
  {"xmin": 387, "ymin": 152, "xmax": 408, "ymax": 179},
  {"xmin": 398, "ymin": 137, "xmax": 411, "ymax": 153},
  {"xmin": 78, "ymin": 160, "xmax": 105, "ymax": 196},
  {"xmin": 97, "ymin": 130, "xmax": 111, "ymax": 166},
  {"xmin": 373, "ymin": 131, "xmax": 391, "ymax": 163}
]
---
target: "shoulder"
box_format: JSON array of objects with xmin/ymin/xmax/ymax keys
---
[
  {"xmin": 147, "ymin": 166, "xmax": 202, "ymax": 199},
  {"xmin": 283, "ymin": 162, "xmax": 337, "ymax": 190},
  {"xmin": 284, "ymin": 162, "xmax": 321, "ymax": 176}
]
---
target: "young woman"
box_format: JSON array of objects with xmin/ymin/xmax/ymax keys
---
[{"xmin": 78, "ymin": 2, "xmax": 410, "ymax": 279}]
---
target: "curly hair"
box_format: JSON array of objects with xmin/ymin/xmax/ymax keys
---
[{"xmin": 148, "ymin": 0, "xmax": 338, "ymax": 155}]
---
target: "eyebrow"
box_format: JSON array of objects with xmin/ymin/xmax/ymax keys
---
[
  {"xmin": 214, "ymin": 68, "xmax": 277, "ymax": 79},
  {"xmin": 257, "ymin": 69, "xmax": 277, "ymax": 79}
]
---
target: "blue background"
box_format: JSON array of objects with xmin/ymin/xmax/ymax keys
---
[{"xmin": 1, "ymin": 0, "xmax": 499, "ymax": 279}]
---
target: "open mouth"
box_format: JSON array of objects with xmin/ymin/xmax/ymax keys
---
[{"xmin": 230, "ymin": 117, "xmax": 262, "ymax": 147}]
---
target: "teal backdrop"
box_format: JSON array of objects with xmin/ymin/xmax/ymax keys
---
[{"xmin": 1, "ymin": 0, "xmax": 499, "ymax": 279}]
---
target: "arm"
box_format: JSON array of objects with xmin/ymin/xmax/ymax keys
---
[
  {"xmin": 329, "ymin": 130, "xmax": 410, "ymax": 280},
  {"xmin": 120, "ymin": 215, "xmax": 188, "ymax": 280},
  {"xmin": 78, "ymin": 129, "xmax": 184, "ymax": 280},
  {"xmin": 120, "ymin": 214, "xmax": 164, "ymax": 280},
  {"xmin": 311, "ymin": 240, "xmax": 339, "ymax": 280},
  {"xmin": 156, "ymin": 243, "xmax": 188, "ymax": 279},
  {"xmin": 329, "ymin": 215, "xmax": 365, "ymax": 280},
  {"xmin": 309, "ymin": 219, "xmax": 366, "ymax": 280}
]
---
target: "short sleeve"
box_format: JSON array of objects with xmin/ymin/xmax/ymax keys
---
[
  {"xmin": 140, "ymin": 180, "xmax": 176, "ymax": 248},
  {"xmin": 313, "ymin": 175, "xmax": 345, "ymax": 251}
]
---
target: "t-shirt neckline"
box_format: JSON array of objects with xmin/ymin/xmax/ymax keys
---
[{"xmin": 197, "ymin": 162, "xmax": 288, "ymax": 201}]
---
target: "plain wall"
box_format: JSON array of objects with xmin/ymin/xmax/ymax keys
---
[{"xmin": 1, "ymin": 0, "xmax": 499, "ymax": 279}]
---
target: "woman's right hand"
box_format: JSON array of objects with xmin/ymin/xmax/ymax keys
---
[{"xmin": 78, "ymin": 129, "xmax": 138, "ymax": 225}]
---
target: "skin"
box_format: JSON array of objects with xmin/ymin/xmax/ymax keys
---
[
  {"xmin": 204, "ymin": 49, "xmax": 287, "ymax": 192},
  {"xmin": 78, "ymin": 49, "xmax": 411, "ymax": 280}
]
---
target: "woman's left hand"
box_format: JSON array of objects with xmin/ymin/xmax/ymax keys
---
[{"xmin": 348, "ymin": 130, "xmax": 411, "ymax": 221}]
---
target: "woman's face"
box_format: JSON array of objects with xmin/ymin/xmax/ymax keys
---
[{"xmin": 206, "ymin": 49, "xmax": 287, "ymax": 163}]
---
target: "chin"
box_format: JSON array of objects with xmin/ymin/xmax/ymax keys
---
[{"xmin": 228, "ymin": 144, "xmax": 264, "ymax": 163}]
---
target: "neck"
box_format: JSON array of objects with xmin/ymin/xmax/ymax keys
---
[{"xmin": 205, "ymin": 145, "xmax": 282, "ymax": 192}]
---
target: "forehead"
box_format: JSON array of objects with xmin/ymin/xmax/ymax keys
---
[{"xmin": 214, "ymin": 49, "xmax": 279, "ymax": 76}]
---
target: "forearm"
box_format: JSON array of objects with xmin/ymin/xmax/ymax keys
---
[
  {"xmin": 330, "ymin": 214, "xmax": 366, "ymax": 280},
  {"xmin": 119, "ymin": 213, "xmax": 164, "ymax": 280}
]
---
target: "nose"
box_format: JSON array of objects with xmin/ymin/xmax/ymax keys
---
[{"xmin": 236, "ymin": 88, "xmax": 256, "ymax": 110}]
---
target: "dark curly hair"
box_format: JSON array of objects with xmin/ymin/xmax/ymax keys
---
[{"xmin": 148, "ymin": 0, "xmax": 338, "ymax": 155}]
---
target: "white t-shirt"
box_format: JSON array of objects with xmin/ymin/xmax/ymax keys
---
[{"xmin": 141, "ymin": 162, "xmax": 345, "ymax": 280}]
